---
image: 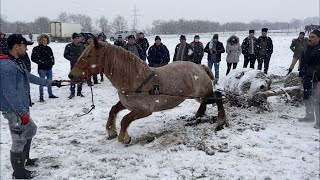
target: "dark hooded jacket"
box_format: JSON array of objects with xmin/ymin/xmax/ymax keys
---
[{"xmin": 147, "ymin": 43, "xmax": 170, "ymax": 67}]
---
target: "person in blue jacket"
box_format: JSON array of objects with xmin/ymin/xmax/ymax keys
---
[{"xmin": 0, "ymin": 34, "xmax": 61, "ymax": 179}]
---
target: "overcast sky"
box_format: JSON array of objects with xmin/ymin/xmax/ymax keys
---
[{"xmin": 1, "ymin": 0, "xmax": 319, "ymax": 29}]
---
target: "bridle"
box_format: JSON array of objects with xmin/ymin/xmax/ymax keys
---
[{"xmin": 68, "ymin": 54, "xmax": 104, "ymax": 117}]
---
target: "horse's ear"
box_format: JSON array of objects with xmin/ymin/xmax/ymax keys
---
[{"xmin": 94, "ymin": 38, "xmax": 100, "ymax": 49}]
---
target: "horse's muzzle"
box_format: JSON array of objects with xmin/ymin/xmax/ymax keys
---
[{"xmin": 68, "ymin": 73, "xmax": 74, "ymax": 80}]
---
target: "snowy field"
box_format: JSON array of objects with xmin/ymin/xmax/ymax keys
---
[{"xmin": 1, "ymin": 33, "xmax": 319, "ymax": 180}]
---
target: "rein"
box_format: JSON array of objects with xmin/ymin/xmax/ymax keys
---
[
  {"xmin": 57, "ymin": 79, "xmax": 96, "ymax": 117},
  {"xmin": 77, "ymin": 85, "xmax": 95, "ymax": 117}
]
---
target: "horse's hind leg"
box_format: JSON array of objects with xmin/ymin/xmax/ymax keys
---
[
  {"xmin": 106, "ymin": 101, "xmax": 126, "ymax": 139},
  {"xmin": 214, "ymin": 91, "xmax": 228, "ymax": 131},
  {"xmin": 118, "ymin": 110, "xmax": 152, "ymax": 144},
  {"xmin": 195, "ymin": 102, "xmax": 207, "ymax": 118}
]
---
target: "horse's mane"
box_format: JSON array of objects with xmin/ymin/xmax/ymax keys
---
[{"xmin": 87, "ymin": 42, "xmax": 151, "ymax": 90}]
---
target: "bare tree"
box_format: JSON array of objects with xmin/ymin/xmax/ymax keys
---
[
  {"xmin": 16, "ymin": 21, "xmax": 32, "ymax": 34},
  {"xmin": 112, "ymin": 15, "xmax": 128, "ymax": 32},
  {"xmin": 290, "ymin": 18, "xmax": 302, "ymax": 32},
  {"xmin": 33, "ymin": 17, "xmax": 51, "ymax": 33},
  {"xmin": 98, "ymin": 16, "xmax": 111, "ymax": 33},
  {"xmin": 58, "ymin": 12, "xmax": 68, "ymax": 22}
]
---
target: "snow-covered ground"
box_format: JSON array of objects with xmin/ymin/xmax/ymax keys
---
[{"xmin": 1, "ymin": 33, "xmax": 319, "ymax": 180}]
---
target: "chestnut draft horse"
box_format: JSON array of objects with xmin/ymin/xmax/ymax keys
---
[{"xmin": 69, "ymin": 39, "xmax": 227, "ymax": 144}]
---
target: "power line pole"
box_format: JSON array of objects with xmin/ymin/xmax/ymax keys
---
[{"xmin": 131, "ymin": 5, "xmax": 141, "ymax": 31}]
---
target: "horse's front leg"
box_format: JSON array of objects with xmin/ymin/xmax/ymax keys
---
[
  {"xmin": 118, "ymin": 110, "xmax": 152, "ymax": 144},
  {"xmin": 214, "ymin": 91, "xmax": 228, "ymax": 131},
  {"xmin": 106, "ymin": 101, "xmax": 126, "ymax": 139}
]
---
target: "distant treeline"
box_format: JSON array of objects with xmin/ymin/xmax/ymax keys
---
[
  {"xmin": 1, "ymin": 13, "xmax": 319, "ymax": 35},
  {"xmin": 150, "ymin": 17, "xmax": 319, "ymax": 34}
]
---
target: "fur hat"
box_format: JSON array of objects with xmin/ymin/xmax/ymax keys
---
[
  {"xmin": 155, "ymin": 36, "xmax": 161, "ymax": 41},
  {"xmin": 249, "ymin": 30, "xmax": 255, "ymax": 33},
  {"xmin": 262, "ymin": 28, "xmax": 268, "ymax": 32},
  {"xmin": 311, "ymin": 30, "xmax": 320, "ymax": 37},
  {"xmin": 213, "ymin": 34, "xmax": 219, "ymax": 39},
  {"xmin": 194, "ymin": 35, "xmax": 200, "ymax": 39},
  {"xmin": 72, "ymin": 32, "xmax": 80, "ymax": 39},
  {"xmin": 128, "ymin": 35, "xmax": 135, "ymax": 39},
  {"xmin": 180, "ymin": 35, "xmax": 186, "ymax": 40}
]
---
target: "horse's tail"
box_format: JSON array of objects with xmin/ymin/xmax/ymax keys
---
[{"xmin": 201, "ymin": 65, "xmax": 214, "ymax": 80}]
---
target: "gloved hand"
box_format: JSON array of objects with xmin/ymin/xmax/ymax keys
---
[
  {"xmin": 51, "ymin": 80, "xmax": 62, "ymax": 88},
  {"xmin": 21, "ymin": 113, "xmax": 30, "ymax": 125}
]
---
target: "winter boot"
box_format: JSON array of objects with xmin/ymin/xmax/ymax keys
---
[
  {"xmin": 10, "ymin": 151, "xmax": 35, "ymax": 179},
  {"xmin": 49, "ymin": 95, "xmax": 58, "ymax": 99},
  {"xmin": 39, "ymin": 96, "xmax": 44, "ymax": 102},
  {"xmin": 24, "ymin": 139, "xmax": 39, "ymax": 166},
  {"xmin": 77, "ymin": 92, "xmax": 85, "ymax": 97},
  {"xmin": 287, "ymin": 68, "xmax": 293, "ymax": 75},
  {"xmin": 68, "ymin": 92, "xmax": 75, "ymax": 99},
  {"xmin": 100, "ymin": 74, "xmax": 104, "ymax": 82}
]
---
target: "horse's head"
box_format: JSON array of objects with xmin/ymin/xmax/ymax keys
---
[{"xmin": 68, "ymin": 38, "xmax": 103, "ymax": 82}]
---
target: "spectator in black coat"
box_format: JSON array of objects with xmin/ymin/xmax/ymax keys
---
[
  {"xmin": 0, "ymin": 32, "xmax": 8, "ymax": 54},
  {"xmin": 173, "ymin": 35, "xmax": 193, "ymax": 62},
  {"xmin": 255, "ymin": 28, "xmax": 273, "ymax": 74},
  {"xmin": 298, "ymin": 30, "xmax": 320, "ymax": 129},
  {"xmin": 241, "ymin": 29, "xmax": 257, "ymax": 68},
  {"xmin": 136, "ymin": 32, "xmax": 149, "ymax": 61},
  {"xmin": 64, "ymin": 33, "xmax": 86, "ymax": 99},
  {"xmin": 31, "ymin": 34, "xmax": 58, "ymax": 102},
  {"xmin": 147, "ymin": 36, "xmax": 170, "ymax": 67},
  {"xmin": 114, "ymin": 35, "xmax": 126, "ymax": 48},
  {"xmin": 124, "ymin": 35, "xmax": 145, "ymax": 60},
  {"xmin": 189, "ymin": 35, "xmax": 204, "ymax": 64}
]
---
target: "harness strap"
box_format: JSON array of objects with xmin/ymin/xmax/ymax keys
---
[{"xmin": 135, "ymin": 71, "xmax": 156, "ymax": 93}]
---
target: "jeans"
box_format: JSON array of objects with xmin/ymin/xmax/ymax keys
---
[
  {"xmin": 208, "ymin": 59, "xmax": 220, "ymax": 79},
  {"xmin": 38, "ymin": 69, "xmax": 53, "ymax": 97},
  {"xmin": 2, "ymin": 112, "xmax": 37, "ymax": 153}
]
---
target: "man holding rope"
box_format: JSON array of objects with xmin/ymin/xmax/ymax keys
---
[{"xmin": 0, "ymin": 34, "xmax": 61, "ymax": 179}]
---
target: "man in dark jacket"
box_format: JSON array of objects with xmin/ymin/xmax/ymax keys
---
[
  {"xmin": 0, "ymin": 32, "xmax": 8, "ymax": 54},
  {"xmin": 147, "ymin": 36, "xmax": 170, "ymax": 67},
  {"xmin": 31, "ymin": 34, "xmax": 58, "ymax": 102},
  {"xmin": 114, "ymin": 35, "xmax": 126, "ymax": 48},
  {"xmin": 136, "ymin": 32, "xmax": 149, "ymax": 61},
  {"xmin": 189, "ymin": 35, "xmax": 204, "ymax": 64},
  {"xmin": 124, "ymin": 35, "xmax": 145, "ymax": 60},
  {"xmin": 241, "ymin": 29, "xmax": 257, "ymax": 68},
  {"xmin": 298, "ymin": 30, "xmax": 320, "ymax": 129},
  {"xmin": 255, "ymin": 28, "xmax": 273, "ymax": 74},
  {"xmin": 64, "ymin": 33, "xmax": 86, "ymax": 99},
  {"xmin": 287, "ymin": 32, "xmax": 309, "ymax": 75},
  {"xmin": 173, "ymin": 35, "xmax": 193, "ymax": 62},
  {"xmin": 204, "ymin": 34, "xmax": 225, "ymax": 82}
]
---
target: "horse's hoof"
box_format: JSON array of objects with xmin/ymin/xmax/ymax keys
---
[
  {"xmin": 107, "ymin": 134, "xmax": 117, "ymax": 140},
  {"xmin": 215, "ymin": 125, "xmax": 224, "ymax": 131},
  {"xmin": 124, "ymin": 137, "xmax": 131, "ymax": 144}
]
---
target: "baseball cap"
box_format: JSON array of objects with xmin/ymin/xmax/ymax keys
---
[{"xmin": 7, "ymin": 34, "xmax": 33, "ymax": 48}]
